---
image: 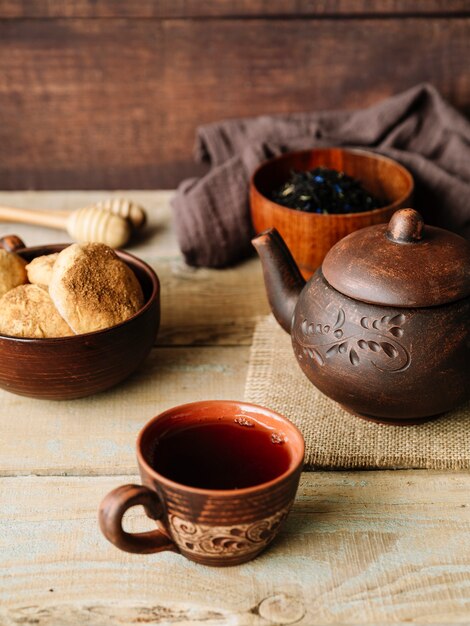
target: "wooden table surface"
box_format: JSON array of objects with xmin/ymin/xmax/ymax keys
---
[{"xmin": 0, "ymin": 191, "xmax": 469, "ymax": 626}]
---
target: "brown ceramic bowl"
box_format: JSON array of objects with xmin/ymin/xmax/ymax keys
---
[
  {"xmin": 250, "ymin": 147, "xmax": 414, "ymax": 279},
  {"xmin": 0, "ymin": 237, "xmax": 160, "ymax": 400}
]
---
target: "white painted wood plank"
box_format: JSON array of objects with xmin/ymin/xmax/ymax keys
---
[
  {"xmin": 1, "ymin": 472, "xmax": 469, "ymax": 624},
  {"xmin": 0, "ymin": 346, "xmax": 249, "ymax": 477}
]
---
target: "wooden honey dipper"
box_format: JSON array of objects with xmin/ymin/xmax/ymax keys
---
[
  {"xmin": 92, "ymin": 197, "xmax": 147, "ymax": 231},
  {"xmin": 0, "ymin": 198, "xmax": 147, "ymax": 248}
]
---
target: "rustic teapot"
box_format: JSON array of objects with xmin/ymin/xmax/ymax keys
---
[{"xmin": 253, "ymin": 209, "xmax": 470, "ymax": 424}]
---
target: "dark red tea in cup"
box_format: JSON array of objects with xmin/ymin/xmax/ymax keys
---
[{"xmin": 150, "ymin": 420, "xmax": 292, "ymax": 490}]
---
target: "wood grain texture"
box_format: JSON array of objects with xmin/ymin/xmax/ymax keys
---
[
  {"xmin": 0, "ymin": 17, "xmax": 469, "ymax": 189},
  {"xmin": 157, "ymin": 257, "xmax": 268, "ymax": 346},
  {"xmin": 0, "ymin": 192, "xmax": 270, "ymax": 346},
  {"xmin": 1, "ymin": 190, "xmax": 469, "ymax": 622},
  {"xmin": 1, "ymin": 472, "xmax": 469, "ymax": 623},
  {"xmin": 251, "ymin": 148, "xmax": 413, "ymax": 278},
  {"xmin": 0, "ymin": 191, "xmax": 260, "ymax": 476},
  {"xmin": 0, "ymin": 345, "xmax": 249, "ymax": 477},
  {"xmin": 0, "ymin": 191, "xmax": 177, "ymax": 254},
  {"xmin": 0, "ymin": 203, "xmax": 134, "ymax": 248},
  {"xmin": 0, "ymin": 0, "xmax": 468, "ymax": 18}
]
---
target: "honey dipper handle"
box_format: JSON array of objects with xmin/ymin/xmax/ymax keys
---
[
  {"xmin": 0, "ymin": 205, "xmax": 68, "ymax": 230},
  {"xmin": 99, "ymin": 484, "xmax": 178, "ymax": 555},
  {"xmin": 0, "ymin": 205, "xmax": 131, "ymax": 248}
]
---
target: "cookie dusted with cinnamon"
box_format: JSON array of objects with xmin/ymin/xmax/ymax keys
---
[
  {"xmin": 26, "ymin": 253, "xmax": 59, "ymax": 288},
  {"xmin": 0, "ymin": 284, "xmax": 74, "ymax": 338},
  {"xmin": 0, "ymin": 249, "xmax": 28, "ymax": 298},
  {"xmin": 49, "ymin": 243, "xmax": 144, "ymax": 334}
]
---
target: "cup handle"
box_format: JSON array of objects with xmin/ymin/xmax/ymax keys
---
[
  {"xmin": 0, "ymin": 235, "xmax": 26, "ymax": 253},
  {"xmin": 99, "ymin": 484, "xmax": 178, "ymax": 554}
]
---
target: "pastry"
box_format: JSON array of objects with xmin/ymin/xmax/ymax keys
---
[
  {"xmin": 0, "ymin": 249, "xmax": 28, "ymax": 298},
  {"xmin": 26, "ymin": 253, "xmax": 59, "ymax": 287},
  {"xmin": 0, "ymin": 284, "xmax": 74, "ymax": 338},
  {"xmin": 49, "ymin": 243, "xmax": 144, "ymax": 334}
]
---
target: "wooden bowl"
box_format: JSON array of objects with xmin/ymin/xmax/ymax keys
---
[
  {"xmin": 250, "ymin": 148, "xmax": 414, "ymax": 278},
  {"xmin": 0, "ymin": 237, "xmax": 160, "ymax": 400}
]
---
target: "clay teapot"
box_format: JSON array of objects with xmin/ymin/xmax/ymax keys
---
[{"xmin": 253, "ymin": 209, "xmax": 470, "ymax": 424}]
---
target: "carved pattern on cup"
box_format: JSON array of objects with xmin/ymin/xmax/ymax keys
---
[
  {"xmin": 168, "ymin": 505, "xmax": 291, "ymax": 557},
  {"xmin": 294, "ymin": 308, "xmax": 410, "ymax": 372}
]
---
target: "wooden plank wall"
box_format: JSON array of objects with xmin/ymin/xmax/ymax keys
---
[{"xmin": 0, "ymin": 1, "xmax": 469, "ymax": 189}]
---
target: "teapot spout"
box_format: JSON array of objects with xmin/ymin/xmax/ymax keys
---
[{"xmin": 252, "ymin": 228, "xmax": 306, "ymax": 334}]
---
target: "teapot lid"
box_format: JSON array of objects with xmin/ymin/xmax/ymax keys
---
[{"xmin": 322, "ymin": 209, "xmax": 470, "ymax": 307}]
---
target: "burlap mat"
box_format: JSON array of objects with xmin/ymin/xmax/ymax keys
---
[{"xmin": 244, "ymin": 316, "xmax": 470, "ymax": 470}]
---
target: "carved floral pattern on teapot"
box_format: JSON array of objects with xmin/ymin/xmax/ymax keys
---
[{"xmin": 293, "ymin": 308, "xmax": 410, "ymax": 372}]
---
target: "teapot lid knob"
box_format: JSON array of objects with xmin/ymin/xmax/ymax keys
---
[{"xmin": 386, "ymin": 208, "xmax": 424, "ymax": 243}]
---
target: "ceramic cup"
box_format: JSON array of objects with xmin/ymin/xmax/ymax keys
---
[{"xmin": 99, "ymin": 400, "xmax": 305, "ymax": 566}]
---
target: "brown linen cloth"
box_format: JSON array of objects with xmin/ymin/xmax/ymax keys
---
[
  {"xmin": 245, "ymin": 316, "xmax": 470, "ymax": 470},
  {"xmin": 172, "ymin": 83, "xmax": 470, "ymax": 267}
]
